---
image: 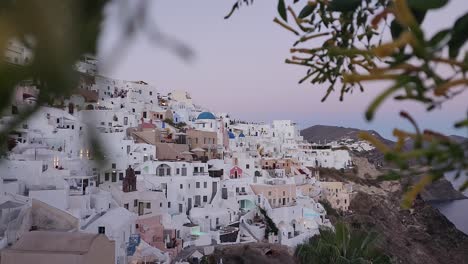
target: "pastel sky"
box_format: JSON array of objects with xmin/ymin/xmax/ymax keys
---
[{"xmin": 98, "ymin": 0, "xmax": 467, "ymax": 139}]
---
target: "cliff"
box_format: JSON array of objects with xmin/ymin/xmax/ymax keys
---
[{"xmin": 343, "ymin": 191, "xmax": 468, "ymax": 264}]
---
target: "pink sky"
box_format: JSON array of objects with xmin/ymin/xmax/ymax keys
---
[{"xmin": 98, "ymin": 0, "xmax": 467, "ymax": 139}]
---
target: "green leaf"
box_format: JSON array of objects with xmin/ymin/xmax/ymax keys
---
[
  {"xmin": 298, "ymin": 3, "xmax": 316, "ymax": 18},
  {"xmin": 428, "ymin": 29, "xmax": 451, "ymax": 49},
  {"xmin": 449, "ymin": 12, "xmax": 468, "ymax": 58},
  {"xmin": 278, "ymin": 0, "xmax": 287, "ymax": 22},
  {"xmin": 408, "ymin": 0, "xmax": 448, "ymax": 11},
  {"xmin": 328, "ymin": 0, "xmax": 362, "ymax": 13},
  {"xmin": 390, "ymin": 20, "xmax": 404, "ymax": 40},
  {"xmin": 412, "ymin": 8, "xmax": 427, "ymax": 24},
  {"xmin": 460, "ymin": 180, "xmax": 468, "ymax": 192}
]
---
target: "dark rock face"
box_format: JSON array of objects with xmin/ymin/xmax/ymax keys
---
[
  {"xmin": 420, "ymin": 178, "xmax": 467, "ymax": 202},
  {"xmin": 206, "ymin": 243, "xmax": 297, "ymax": 264},
  {"xmin": 344, "ymin": 191, "xmax": 468, "ymax": 264}
]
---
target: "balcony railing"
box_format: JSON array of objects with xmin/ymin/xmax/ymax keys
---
[{"xmin": 193, "ymin": 172, "xmax": 209, "ymax": 176}]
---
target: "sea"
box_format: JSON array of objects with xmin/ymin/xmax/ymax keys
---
[{"xmin": 431, "ymin": 172, "xmax": 468, "ymax": 235}]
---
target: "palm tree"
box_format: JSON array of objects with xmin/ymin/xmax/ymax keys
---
[{"xmin": 295, "ymin": 222, "xmax": 391, "ymax": 264}]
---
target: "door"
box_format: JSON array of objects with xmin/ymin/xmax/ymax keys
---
[
  {"xmin": 187, "ymin": 198, "xmax": 192, "ymax": 214},
  {"xmin": 83, "ymin": 179, "xmax": 89, "ymax": 195},
  {"xmin": 211, "ymin": 182, "xmax": 217, "ymax": 201},
  {"xmin": 138, "ymin": 202, "xmax": 144, "ymax": 215}
]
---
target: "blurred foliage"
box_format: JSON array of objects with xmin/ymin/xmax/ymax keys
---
[
  {"xmin": 319, "ymin": 199, "xmax": 340, "ymax": 217},
  {"xmin": 226, "ymin": 0, "xmax": 468, "ymax": 206},
  {"xmin": 0, "ymin": 0, "xmax": 192, "ymax": 159},
  {"xmin": 376, "ymin": 170, "xmax": 401, "ymax": 181},
  {"xmin": 295, "ymin": 222, "xmax": 391, "ymax": 264},
  {"xmin": 0, "ymin": 0, "xmax": 108, "ymax": 154}
]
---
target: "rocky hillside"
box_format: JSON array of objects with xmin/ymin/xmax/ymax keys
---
[
  {"xmin": 344, "ymin": 191, "xmax": 468, "ymax": 264},
  {"xmin": 301, "ymin": 125, "xmax": 392, "ymax": 145},
  {"xmin": 319, "ymin": 155, "xmax": 468, "ymax": 264},
  {"xmin": 301, "ymin": 125, "xmax": 395, "ymax": 167},
  {"xmin": 301, "ymin": 124, "xmax": 466, "ymax": 145},
  {"xmin": 301, "ymin": 124, "xmax": 466, "ymax": 167}
]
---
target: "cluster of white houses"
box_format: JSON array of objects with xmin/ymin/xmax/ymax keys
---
[{"xmin": 0, "ymin": 52, "xmax": 355, "ymax": 264}]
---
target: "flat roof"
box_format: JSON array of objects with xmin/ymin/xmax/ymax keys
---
[{"xmin": 10, "ymin": 231, "xmax": 100, "ymax": 254}]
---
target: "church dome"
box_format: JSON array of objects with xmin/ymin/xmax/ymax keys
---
[
  {"xmin": 228, "ymin": 131, "xmax": 236, "ymax": 139},
  {"xmin": 197, "ymin": 112, "xmax": 216, "ymax": 120}
]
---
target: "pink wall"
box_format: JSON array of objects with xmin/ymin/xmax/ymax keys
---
[
  {"xmin": 135, "ymin": 216, "xmax": 182, "ymax": 258},
  {"xmin": 229, "ymin": 166, "xmax": 243, "ymax": 179}
]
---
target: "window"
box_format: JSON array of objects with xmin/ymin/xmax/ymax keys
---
[
  {"xmin": 246, "ymin": 164, "xmax": 250, "ymax": 169},
  {"xmin": 160, "ymin": 203, "xmax": 163, "ymax": 207},
  {"xmin": 203, "ymin": 182, "xmax": 207, "ymax": 188},
  {"xmin": 268, "ymin": 191, "xmax": 272, "ymax": 196},
  {"xmin": 111, "ymin": 173, "xmax": 117, "ymax": 182},
  {"xmin": 176, "ymin": 168, "xmax": 180, "ymax": 175},
  {"xmin": 146, "ymin": 203, "xmax": 151, "ymax": 209},
  {"xmin": 196, "ymin": 182, "xmax": 200, "ymax": 188},
  {"xmin": 180, "ymin": 184, "xmax": 183, "ymax": 189},
  {"xmin": 203, "ymin": 196, "xmax": 208, "ymax": 202},
  {"xmin": 134, "ymin": 200, "xmax": 138, "ymax": 207},
  {"xmin": 112, "ymin": 163, "xmax": 116, "ymax": 169},
  {"xmin": 119, "ymin": 173, "xmax": 124, "ymax": 180},
  {"xmin": 168, "ymin": 202, "xmax": 171, "ymax": 208},
  {"xmin": 124, "ymin": 203, "xmax": 129, "ymax": 209},
  {"xmin": 105, "ymin": 173, "xmax": 110, "ymax": 181}
]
